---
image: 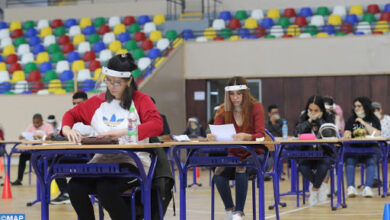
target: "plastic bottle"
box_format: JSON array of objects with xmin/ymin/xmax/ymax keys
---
[
  {"xmin": 282, "ymin": 120, "xmax": 288, "ymax": 140},
  {"xmin": 127, "ymin": 107, "xmax": 138, "ymax": 144}
]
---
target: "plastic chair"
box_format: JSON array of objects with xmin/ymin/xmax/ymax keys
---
[
  {"xmin": 244, "ymin": 18, "xmax": 258, "ymax": 29},
  {"xmin": 60, "ymin": 70, "xmax": 74, "ymax": 81},
  {"xmin": 28, "ymin": 36, "xmax": 41, "ymax": 47},
  {"xmin": 23, "ymin": 20, "xmax": 35, "ymax": 30},
  {"xmin": 88, "ymin": 33, "xmax": 100, "ymax": 45},
  {"xmin": 219, "ymin": 11, "xmax": 232, "ymax": 21},
  {"xmin": 212, "ymin": 19, "xmax": 225, "ymax": 30},
  {"xmin": 118, "ymin": 32, "xmax": 131, "ymax": 43},
  {"xmin": 27, "ymin": 70, "xmax": 41, "ymax": 82},
  {"xmin": 362, "ymin": 13, "xmax": 377, "ymax": 24},
  {"xmin": 69, "ymin": 26, "xmax": 82, "ymax": 37},
  {"xmin": 77, "ymin": 69, "xmax": 92, "ymax": 81},
  {"xmin": 67, "ymin": 51, "xmax": 81, "ymax": 63},
  {"xmin": 375, "ymin": 21, "xmax": 389, "ymax": 33},
  {"xmin": 10, "ymin": 21, "xmax": 22, "ymax": 31},
  {"xmin": 0, "ymin": 29, "xmax": 10, "ymax": 39},
  {"xmin": 153, "ymin": 14, "xmax": 165, "ymax": 25},
  {"xmin": 0, "ymin": 71, "xmax": 10, "ymax": 83},
  {"xmin": 270, "ymin": 25, "xmax": 284, "ymax": 38},
  {"xmin": 195, "ymin": 36, "xmax": 208, "ymax": 42},
  {"xmin": 345, "ymin": 14, "xmax": 359, "ymax": 25},
  {"xmin": 182, "ymin": 29, "xmax": 194, "ymax": 40},
  {"xmin": 254, "ymin": 26, "xmax": 267, "ymax": 37},
  {"xmin": 9, "ymin": 63, "xmax": 22, "ymax": 73},
  {"xmin": 235, "ymin": 10, "xmax": 248, "ymax": 20},
  {"xmin": 141, "ymin": 40, "xmax": 154, "ymax": 50},
  {"xmin": 108, "ymin": 40, "xmax": 121, "ymax": 52},
  {"xmin": 124, "ymin": 16, "xmax": 136, "ymax": 26},
  {"xmin": 283, "ymin": 8, "xmax": 296, "ymax": 18},
  {"xmin": 128, "ymin": 23, "xmax": 141, "ymax": 34},
  {"xmin": 150, "ymin": 30, "xmax": 162, "ymax": 42},
  {"xmin": 81, "ymin": 79, "xmax": 95, "ymax": 92},
  {"xmin": 165, "ymin": 30, "xmax": 177, "ymax": 41},
  {"xmin": 316, "ymin": 7, "xmax": 330, "ymax": 16},
  {"xmin": 137, "ymin": 57, "xmax": 151, "ymax": 71},
  {"xmin": 21, "ymin": 53, "xmax": 35, "ymax": 64},
  {"xmin": 317, "ymin": 32, "xmax": 329, "ymax": 38},
  {"xmin": 17, "ymin": 44, "xmax": 30, "ymax": 56},
  {"xmin": 43, "ymin": 35, "xmax": 56, "ymax": 47},
  {"xmin": 287, "ymin": 25, "xmax": 301, "ymax": 36},
  {"xmin": 97, "ymin": 25, "xmax": 110, "ymax": 36},
  {"xmin": 219, "ymin": 28, "xmax": 231, "ymax": 39},
  {"xmin": 310, "ymin": 15, "xmax": 325, "ymax": 27},
  {"xmin": 356, "ymin": 22, "xmax": 372, "ymax": 34},
  {"xmin": 322, "ymin": 24, "xmax": 336, "ymax": 35},
  {"xmin": 147, "ymin": 48, "xmax": 161, "ymax": 59},
  {"xmin": 65, "ymin": 18, "xmax": 77, "ymax": 28},
  {"xmin": 88, "ymin": 60, "xmax": 101, "ymax": 71},
  {"xmin": 36, "ymin": 52, "xmax": 50, "ymax": 64},
  {"xmin": 80, "ymin": 17, "xmax": 92, "ymax": 29},
  {"xmin": 278, "ymin": 17, "xmax": 290, "ymax": 28},
  {"xmin": 332, "ymin": 5, "xmax": 347, "ymax": 17},
  {"xmin": 228, "ymin": 18, "xmax": 241, "ymax": 29},
  {"xmin": 40, "ymin": 61, "xmax": 53, "ymax": 73},
  {"xmin": 0, "ymin": 81, "xmax": 12, "ymax": 93},
  {"xmin": 144, "ymin": 22, "xmax": 157, "ymax": 34},
  {"xmin": 72, "ymin": 60, "xmax": 86, "ymax": 73},
  {"xmin": 83, "ymin": 51, "xmax": 96, "ymax": 62},
  {"xmin": 5, "ymin": 54, "xmax": 18, "ymax": 64},
  {"xmin": 156, "ymin": 38, "xmax": 170, "ymax": 51},
  {"xmin": 48, "ymin": 43, "xmax": 61, "ymax": 54},
  {"xmin": 299, "ymin": 7, "xmax": 313, "ymax": 17},
  {"xmin": 93, "ymin": 41, "xmax": 106, "ymax": 53},
  {"xmin": 238, "ymin": 28, "xmax": 250, "ymax": 38},
  {"xmin": 261, "ymin": 18, "xmax": 274, "ymax": 29},
  {"xmin": 132, "ymin": 48, "xmax": 145, "ymax": 60},
  {"xmin": 367, "ymin": 4, "xmax": 380, "ymax": 14},
  {"xmin": 0, "ymin": 22, "xmax": 7, "ymax": 30},
  {"xmin": 103, "ymin": 32, "xmax": 116, "ymax": 45},
  {"xmin": 98, "ymin": 49, "xmax": 112, "ymax": 62},
  {"xmin": 54, "ymin": 26, "xmax": 66, "ymax": 37},
  {"xmin": 299, "ymin": 33, "xmax": 312, "ymax": 38},
  {"xmin": 73, "ymin": 34, "xmax": 86, "ymax": 45},
  {"xmin": 134, "ymin": 32, "xmax": 146, "ymax": 42},
  {"xmin": 39, "ymin": 27, "xmax": 52, "ymax": 37},
  {"xmin": 24, "ymin": 62, "xmax": 38, "ymax": 73},
  {"xmin": 125, "ymin": 40, "xmax": 138, "ymax": 51},
  {"xmin": 380, "ymin": 12, "xmax": 390, "ymax": 22},
  {"xmin": 25, "ymin": 28, "xmax": 38, "ymax": 38},
  {"xmin": 340, "ymin": 23, "xmax": 353, "ymax": 34},
  {"xmin": 251, "ymin": 9, "xmax": 264, "ymax": 20},
  {"xmin": 10, "ymin": 70, "xmax": 25, "ymax": 82},
  {"xmin": 138, "ymin": 15, "xmax": 151, "ymax": 25},
  {"xmin": 78, "ymin": 42, "xmax": 91, "ymax": 54},
  {"xmin": 11, "ymin": 29, "xmax": 24, "ymax": 39},
  {"xmin": 62, "ymin": 42, "xmax": 75, "ymax": 54},
  {"xmin": 43, "ymin": 70, "xmax": 58, "ymax": 82},
  {"xmin": 48, "ymin": 79, "xmax": 63, "ymax": 93},
  {"xmin": 56, "ymin": 60, "xmax": 70, "ymax": 73},
  {"xmin": 58, "ymin": 35, "xmax": 70, "ymax": 45},
  {"xmin": 0, "ymin": 62, "xmax": 5, "ymax": 71},
  {"xmin": 32, "ymin": 44, "xmax": 45, "ymax": 55},
  {"xmin": 13, "ymin": 80, "xmax": 29, "ymax": 94},
  {"xmin": 51, "ymin": 19, "xmax": 63, "ymax": 29},
  {"xmin": 349, "ymin": 5, "xmax": 364, "ymax": 16},
  {"xmin": 83, "ymin": 25, "xmax": 96, "ymax": 35},
  {"xmin": 106, "ymin": 16, "xmax": 120, "ymax": 28},
  {"xmin": 1, "ymin": 38, "xmax": 12, "ymax": 48},
  {"xmin": 267, "ymin": 9, "xmax": 280, "ymax": 19},
  {"xmin": 94, "ymin": 17, "xmax": 106, "ymax": 28},
  {"xmin": 37, "ymin": 19, "xmax": 49, "ymax": 30},
  {"xmin": 14, "ymin": 37, "xmax": 27, "ymax": 48},
  {"xmin": 328, "ymin": 14, "xmax": 342, "ymax": 26},
  {"xmin": 113, "ymin": 24, "xmax": 126, "ymax": 35},
  {"xmin": 53, "ymin": 52, "xmax": 66, "ymax": 63},
  {"xmin": 294, "ymin": 16, "xmax": 307, "ymax": 27}
]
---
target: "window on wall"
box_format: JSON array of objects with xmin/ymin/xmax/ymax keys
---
[{"xmin": 206, "ymin": 79, "xmax": 262, "ymax": 121}]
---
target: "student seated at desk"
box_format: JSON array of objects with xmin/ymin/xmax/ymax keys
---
[
  {"xmin": 207, "ymin": 76, "xmax": 266, "ymax": 220},
  {"xmin": 294, "ymin": 95, "xmax": 334, "ymax": 206},
  {"xmin": 344, "ymin": 96, "xmax": 381, "ymax": 198},
  {"xmin": 183, "ymin": 117, "xmax": 206, "ymax": 138},
  {"xmin": 61, "ymin": 53, "xmax": 163, "ymax": 220},
  {"xmin": 12, "ymin": 113, "xmax": 54, "ymax": 186}
]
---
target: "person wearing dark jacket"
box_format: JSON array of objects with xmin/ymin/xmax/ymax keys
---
[
  {"xmin": 294, "ymin": 95, "xmax": 334, "ymax": 206},
  {"xmin": 183, "ymin": 117, "xmax": 206, "ymax": 138}
]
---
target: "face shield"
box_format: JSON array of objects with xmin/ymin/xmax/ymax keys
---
[{"xmin": 224, "ymin": 84, "xmax": 248, "ymax": 112}]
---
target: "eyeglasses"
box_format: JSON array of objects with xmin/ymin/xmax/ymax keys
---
[
  {"xmin": 104, "ymin": 78, "xmax": 124, "ymax": 87},
  {"xmin": 353, "ymin": 104, "xmax": 363, "ymax": 108}
]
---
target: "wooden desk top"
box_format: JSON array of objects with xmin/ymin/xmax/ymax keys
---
[
  {"xmin": 18, "ymin": 143, "xmax": 171, "ymax": 150},
  {"xmin": 276, "ymin": 137, "xmax": 388, "ymax": 144},
  {"xmin": 0, "ymin": 140, "xmax": 69, "ymax": 144}
]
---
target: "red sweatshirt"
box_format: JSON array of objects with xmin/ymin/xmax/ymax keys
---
[
  {"xmin": 214, "ymin": 102, "xmax": 265, "ymax": 159},
  {"xmin": 62, "ymin": 91, "xmax": 163, "ymax": 141}
]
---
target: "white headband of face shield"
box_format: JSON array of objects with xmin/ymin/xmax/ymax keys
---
[
  {"xmin": 102, "ymin": 66, "xmax": 131, "ymax": 78},
  {"xmin": 225, "ymin": 85, "xmax": 248, "ymax": 91}
]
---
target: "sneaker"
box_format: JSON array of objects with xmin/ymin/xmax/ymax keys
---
[
  {"xmin": 51, "ymin": 193, "xmax": 70, "ymax": 205},
  {"xmin": 11, "ymin": 180, "xmax": 22, "ymax": 186},
  {"xmin": 362, "ymin": 186, "xmax": 374, "ymax": 198},
  {"xmin": 224, "ymin": 211, "xmax": 233, "ymax": 220},
  {"xmin": 318, "ymin": 183, "xmax": 328, "ymax": 202},
  {"xmin": 309, "ymin": 191, "xmax": 319, "ymax": 206},
  {"xmin": 347, "ymin": 186, "xmax": 358, "ymax": 198},
  {"xmin": 232, "ymin": 213, "xmax": 243, "ymax": 220},
  {"xmin": 372, "ymin": 179, "xmax": 382, "ymax": 188}
]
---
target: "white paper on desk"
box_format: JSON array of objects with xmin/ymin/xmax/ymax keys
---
[
  {"xmin": 173, "ymin": 135, "xmax": 191, "ymax": 142},
  {"xmin": 21, "ymin": 132, "xmax": 34, "ymax": 141},
  {"xmin": 209, "ymin": 124, "xmax": 236, "ymax": 141}
]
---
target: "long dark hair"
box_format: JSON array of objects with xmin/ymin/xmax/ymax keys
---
[
  {"xmin": 105, "ymin": 53, "xmax": 138, "ymax": 110},
  {"xmin": 352, "ymin": 96, "xmax": 375, "ymax": 121},
  {"xmin": 302, "ymin": 95, "xmax": 328, "ymax": 121}
]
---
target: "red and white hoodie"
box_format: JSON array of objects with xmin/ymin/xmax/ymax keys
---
[{"xmin": 62, "ymin": 91, "xmax": 163, "ymax": 170}]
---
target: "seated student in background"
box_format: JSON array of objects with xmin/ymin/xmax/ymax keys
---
[
  {"xmin": 323, "ymin": 96, "xmax": 345, "ymax": 135},
  {"xmin": 62, "ymin": 53, "xmax": 163, "ymax": 220},
  {"xmin": 266, "ymin": 104, "xmax": 284, "ymax": 137},
  {"xmin": 46, "ymin": 115, "xmax": 60, "ymax": 136},
  {"xmin": 13, "ymin": 113, "xmax": 54, "ymax": 185},
  {"xmin": 207, "ymin": 76, "xmax": 265, "ymax": 220},
  {"xmin": 372, "ymin": 102, "xmax": 390, "ymax": 138},
  {"xmin": 183, "ymin": 117, "xmax": 206, "ymax": 138},
  {"xmin": 71, "ymin": 91, "xmax": 95, "ymax": 137},
  {"xmin": 344, "ymin": 96, "xmax": 381, "ymax": 198},
  {"xmin": 294, "ymin": 95, "xmax": 334, "ymax": 206}
]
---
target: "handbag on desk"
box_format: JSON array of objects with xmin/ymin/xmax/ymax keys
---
[{"xmin": 81, "ymin": 137, "xmax": 119, "ymax": 145}]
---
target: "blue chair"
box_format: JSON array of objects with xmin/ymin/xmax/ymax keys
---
[
  {"xmin": 0, "ymin": 55, "xmax": 3, "ymax": 62},
  {"xmin": 147, "ymin": 48, "xmax": 161, "ymax": 59},
  {"xmin": 138, "ymin": 15, "xmax": 151, "ymax": 25},
  {"xmin": 22, "ymin": 91, "xmax": 32, "ymax": 94},
  {"xmin": 60, "ymin": 70, "xmax": 74, "ymax": 81},
  {"xmin": 29, "ymin": 36, "xmax": 41, "ymax": 47},
  {"xmin": 182, "ymin": 29, "xmax": 194, "ymax": 40},
  {"xmin": 247, "ymin": 35, "xmax": 259, "ymax": 39},
  {"xmin": 81, "ymin": 79, "xmax": 95, "ymax": 92},
  {"xmin": 25, "ymin": 28, "xmax": 38, "ymax": 38},
  {"xmin": 384, "ymin": 3, "xmax": 390, "ymax": 12},
  {"xmin": 299, "ymin": 7, "xmax": 313, "ymax": 17},
  {"xmin": 118, "ymin": 32, "xmax": 131, "ymax": 43},
  {"xmin": 219, "ymin": 11, "xmax": 232, "ymax": 21},
  {"xmin": 40, "ymin": 62, "xmax": 53, "ymax": 73},
  {"xmin": 67, "ymin": 51, "xmax": 81, "ymax": 63},
  {"xmin": 83, "ymin": 25, "xmax": 96, "ymax": 35},
  {"xmin": 0, "ymin": 22, "xmax": 7, "ymax": 29},
  {"xmin": 345, "ymin": 14, "xmax": 359, "ymax": 25},
  {"xmin": 322, "ymin": 24, "xmax": 336, "ymax": 35},
  {"xmin": 238, "ymin": 28, "xmax": 250, "ymax": 38},
  {"xmin": 65, "ymin": 18, "xmax": 77, "ymax": 28},
  {"xmin": 261, "ymin": 18, "xmax": 274, "ymax": 29},
  {"xmin": 354, "ymin": 32, "xmax": 365, "ymax": 35},
  {"xmin": 0, "ymin": 82, "xmax": 12, "ymax": 94},
  {"xmin": 93, "ymin": 41, "xmax": 106, "ymax": 53},
  {"xmin": 33, "ymin": 44, "xmax": 45, "ymax": 55}
]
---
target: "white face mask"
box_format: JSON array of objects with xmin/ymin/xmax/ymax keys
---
[
  {"xmin": 273, "ymin": 114, "xmax": 281, "ymax": 120},
  {"xmin": 374, "ymin": 112, "xmax": 382, "ymax": 119},
  {"xmin": 307, "ymin": 111, "xmax": 323, "ymax": 120},
  {"xmin": 355, "ymin": 110, "xmax": 366, "ymax": 119}
]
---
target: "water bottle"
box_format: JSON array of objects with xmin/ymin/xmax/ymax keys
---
[
  {"xmin": 127, "ymin": 107, "xmax": 138, "ymax": 144},
  {"xmin": 282, "ymin": 120, "xmax": 288, "ymax": 140}
]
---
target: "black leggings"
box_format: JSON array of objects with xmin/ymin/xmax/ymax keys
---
[
  {"xmin": 67, "ymin": 165, "xmax": 139, "ymax": 220},
  {"xmin": 298, "ymin": 159, "xmax": 331, "ymax": 189},
  {"xmin": 16, "ymin": 152, "xmax": 31, "ymax": 181}
]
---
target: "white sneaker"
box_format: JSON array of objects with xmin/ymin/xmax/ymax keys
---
[
  {"xmin": 318, "ymin": 183, "xmax": 328, "ymax": 202},
  {"xmin": 347, "ymin": 186, "xmax": 358, "ymax": 198},
  {"xmin": 362, "ymin": 186, "xmax": 374, "ymax": 198},
  {"xmin": 309, "ymin": 191, "xmax": 319, "ymax": 206},
  {"xmin": 232, "ymin": 213, "xmax": 243, "ymax": 220},
  {"xmin": 224, "ymin": 211, "xmax": 233, "ymax": 220}
]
